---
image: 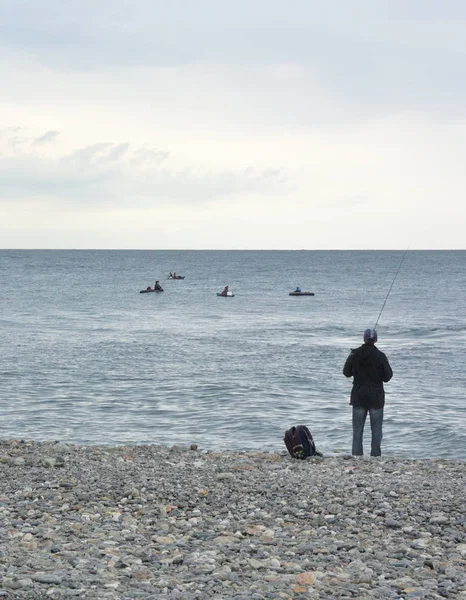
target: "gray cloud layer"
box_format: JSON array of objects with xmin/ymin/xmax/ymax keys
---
[{"xmin": 3, "ymin": 0, "xmax": 466, "ymax": 116}]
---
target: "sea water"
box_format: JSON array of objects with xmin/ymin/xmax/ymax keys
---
[{"xmin": 1, "ymin": 250, "xmax": 465, "ymax": 459}]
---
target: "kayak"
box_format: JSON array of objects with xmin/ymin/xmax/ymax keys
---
[
  {"xmin": 289, "ymin": 291, "xmax": 315, "ymax": 296},
  {"xmin": 217, "ymin": 293, "xmax": 235, "ymax": 297},
  {"xmin": 140, "ymin": 289, "xmax": 164, "ymax": 294},
  {"xmin": 169, "ymin": 276, "xmax": 185, "ymax": 280}
]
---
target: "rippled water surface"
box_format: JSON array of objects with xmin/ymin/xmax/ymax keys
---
[{"xmin": 1, "ymin": 250, "xmax": 465, "ymax": 459}]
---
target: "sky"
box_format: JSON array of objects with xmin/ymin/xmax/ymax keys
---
[{"xmin": 1, "ymin": 0, "xmax": 466, "ymax": 249}]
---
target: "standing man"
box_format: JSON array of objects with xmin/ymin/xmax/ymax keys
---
[{"xmin": 343, "ymin": 328, "xmax": 393, "ymax": 456}]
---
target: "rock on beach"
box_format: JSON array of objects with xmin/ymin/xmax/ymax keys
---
[{"xmin": 0, "ymin": 439, "xmax": 465, "ymax": 599}]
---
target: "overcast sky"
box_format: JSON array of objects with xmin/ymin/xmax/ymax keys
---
[{"xmin": 1, "ymin": 0, "xmax": 466, "ymax": 249}]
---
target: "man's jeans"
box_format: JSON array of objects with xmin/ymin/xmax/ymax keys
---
[{"xmin": 352, "ymin": 406, "xmax": 384, "ymax": 456}]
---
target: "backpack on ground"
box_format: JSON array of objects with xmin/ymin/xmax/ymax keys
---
[{"xmin": 284, "ymin": 425, "xmax": 319, "ymax": 459}]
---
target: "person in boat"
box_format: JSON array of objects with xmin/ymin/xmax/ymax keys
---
[
  {"xmin": 295, "ymin": 286, "xmax": 302, "ymax": 293},
  {"xmin": 220, "ymin": 285, "xmax": 229, "ymax": 296},
  {"xmin": 169, "ymin": 272, "xmax": 173, "ymax": 278},
  {"xmin": 173, "ymin": 272, "xmax": 177, "ymax": 279},
  {"xmin": 154, "ymin": 280, "xmax": 164, "ymax": 292},
  {"xmin": 343, "ymin": 329, "xmax": 393, "ymax": 457},
  {"xmin": 146, "ymin": 286, "xmax": 152, "ymax": 291}
]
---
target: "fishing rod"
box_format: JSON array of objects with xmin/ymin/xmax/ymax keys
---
[
  {"xmin": 373, "ymin": 245, "xmax": 411, "ymax": 330},
  {"xmin": 161, "ymin": 265, "xmax": 176, "ymax": 286}
]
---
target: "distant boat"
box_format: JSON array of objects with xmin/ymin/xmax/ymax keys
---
[
  {"xmin": 217, "ymin": 292, "xmax": 235, "ymax": 297},
  {"xmin": 289, "ymin": 291, "xmax": 315, "ymax": 296},
  {"xmin": 140, "ymin": 288, "xmax": 164, "ymax": 294},
  {"xmin": 168, "ymin": 275, "xmax": 185, "ymax": 280}
]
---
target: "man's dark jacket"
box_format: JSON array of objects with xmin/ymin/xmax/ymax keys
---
[{"xmin": 343, "ymin": 343, "xmax": 393, "ymax": 409}]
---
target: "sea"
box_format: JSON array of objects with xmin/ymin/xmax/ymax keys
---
[{"xmin": 1, "ymin": 250, "xmax": 465, "ymax": 460}]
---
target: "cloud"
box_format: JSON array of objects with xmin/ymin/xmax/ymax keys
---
[
  {"xmin": 1, "ymin": 2, "xmax": 466, "ymax": 248},
  {"xmin": 60, "ymin": 142, "xmax": 130, "ymax": 169},
  {"xmin": 0, "ymin": 129, "xmax": 289, "ymax": 206},
  {"xmin": 33, "ymin": 130, "xmax": 60, "ymax": 145},
  {"xmin": 0, "ymin": 128, "xmax": 59, "ymax": 151},
  {"xmin": 3, "ymin": 0, "xmax": 466, "ymax": 118}
]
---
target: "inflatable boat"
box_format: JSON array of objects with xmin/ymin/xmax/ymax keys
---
[
  {"xmin": 140, "ymin": 288, "xmax": 164, "ymax": 294},
  {"xmin": 217, "ymin": 292, "xmax": 235, "ymax": 297},
  {"xmin": 168, "ymin": 275, "xmax": 185, "ymax": 280},
  {"xmin": 289, "ymin": 291, "xmax": 315, "ymax": 296}
]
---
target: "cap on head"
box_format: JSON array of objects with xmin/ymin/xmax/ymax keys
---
[{"xmin": 363, "ymin": 328, "xmax": 378, "ymax": 343}]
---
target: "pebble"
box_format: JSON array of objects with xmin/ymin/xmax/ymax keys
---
[{"xmin": 0, "ymin": 440, "xmax": 464, "ymax": 599}]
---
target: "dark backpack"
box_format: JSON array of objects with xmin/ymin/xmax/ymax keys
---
[{"xmin": 284, "ymin": 425, "xmax": 317, "ymax": 459}]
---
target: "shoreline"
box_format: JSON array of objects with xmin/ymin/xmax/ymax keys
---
[{"xmin": 1, "ymin": 440, "xmax": 465, "ymax": 599}]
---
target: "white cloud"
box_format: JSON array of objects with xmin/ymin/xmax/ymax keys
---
[
  {"xmin": 0, "ymin": 129, "xmax": 289, "ymax": 207},
  {"xmin": 32, "ymin": 130, "xmax": 60, "ymax": 145}
]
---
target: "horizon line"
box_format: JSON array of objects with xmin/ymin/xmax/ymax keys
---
[{"xmin": 1, "ymin": 248, "xmax": 465, "ymax": 252}]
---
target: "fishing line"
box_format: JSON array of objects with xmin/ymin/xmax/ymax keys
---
[
  {"xmin": 161, "ymin": 265, "xmax": 176, "ymax": 286},
  {"xmin": 373, "ymin": 245, "xmax": 411, "ymax": 330}
]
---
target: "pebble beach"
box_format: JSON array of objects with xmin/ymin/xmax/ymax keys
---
[{"xmin": 0, "ymin": 441, "xmax": 464, "ymax": 600}]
